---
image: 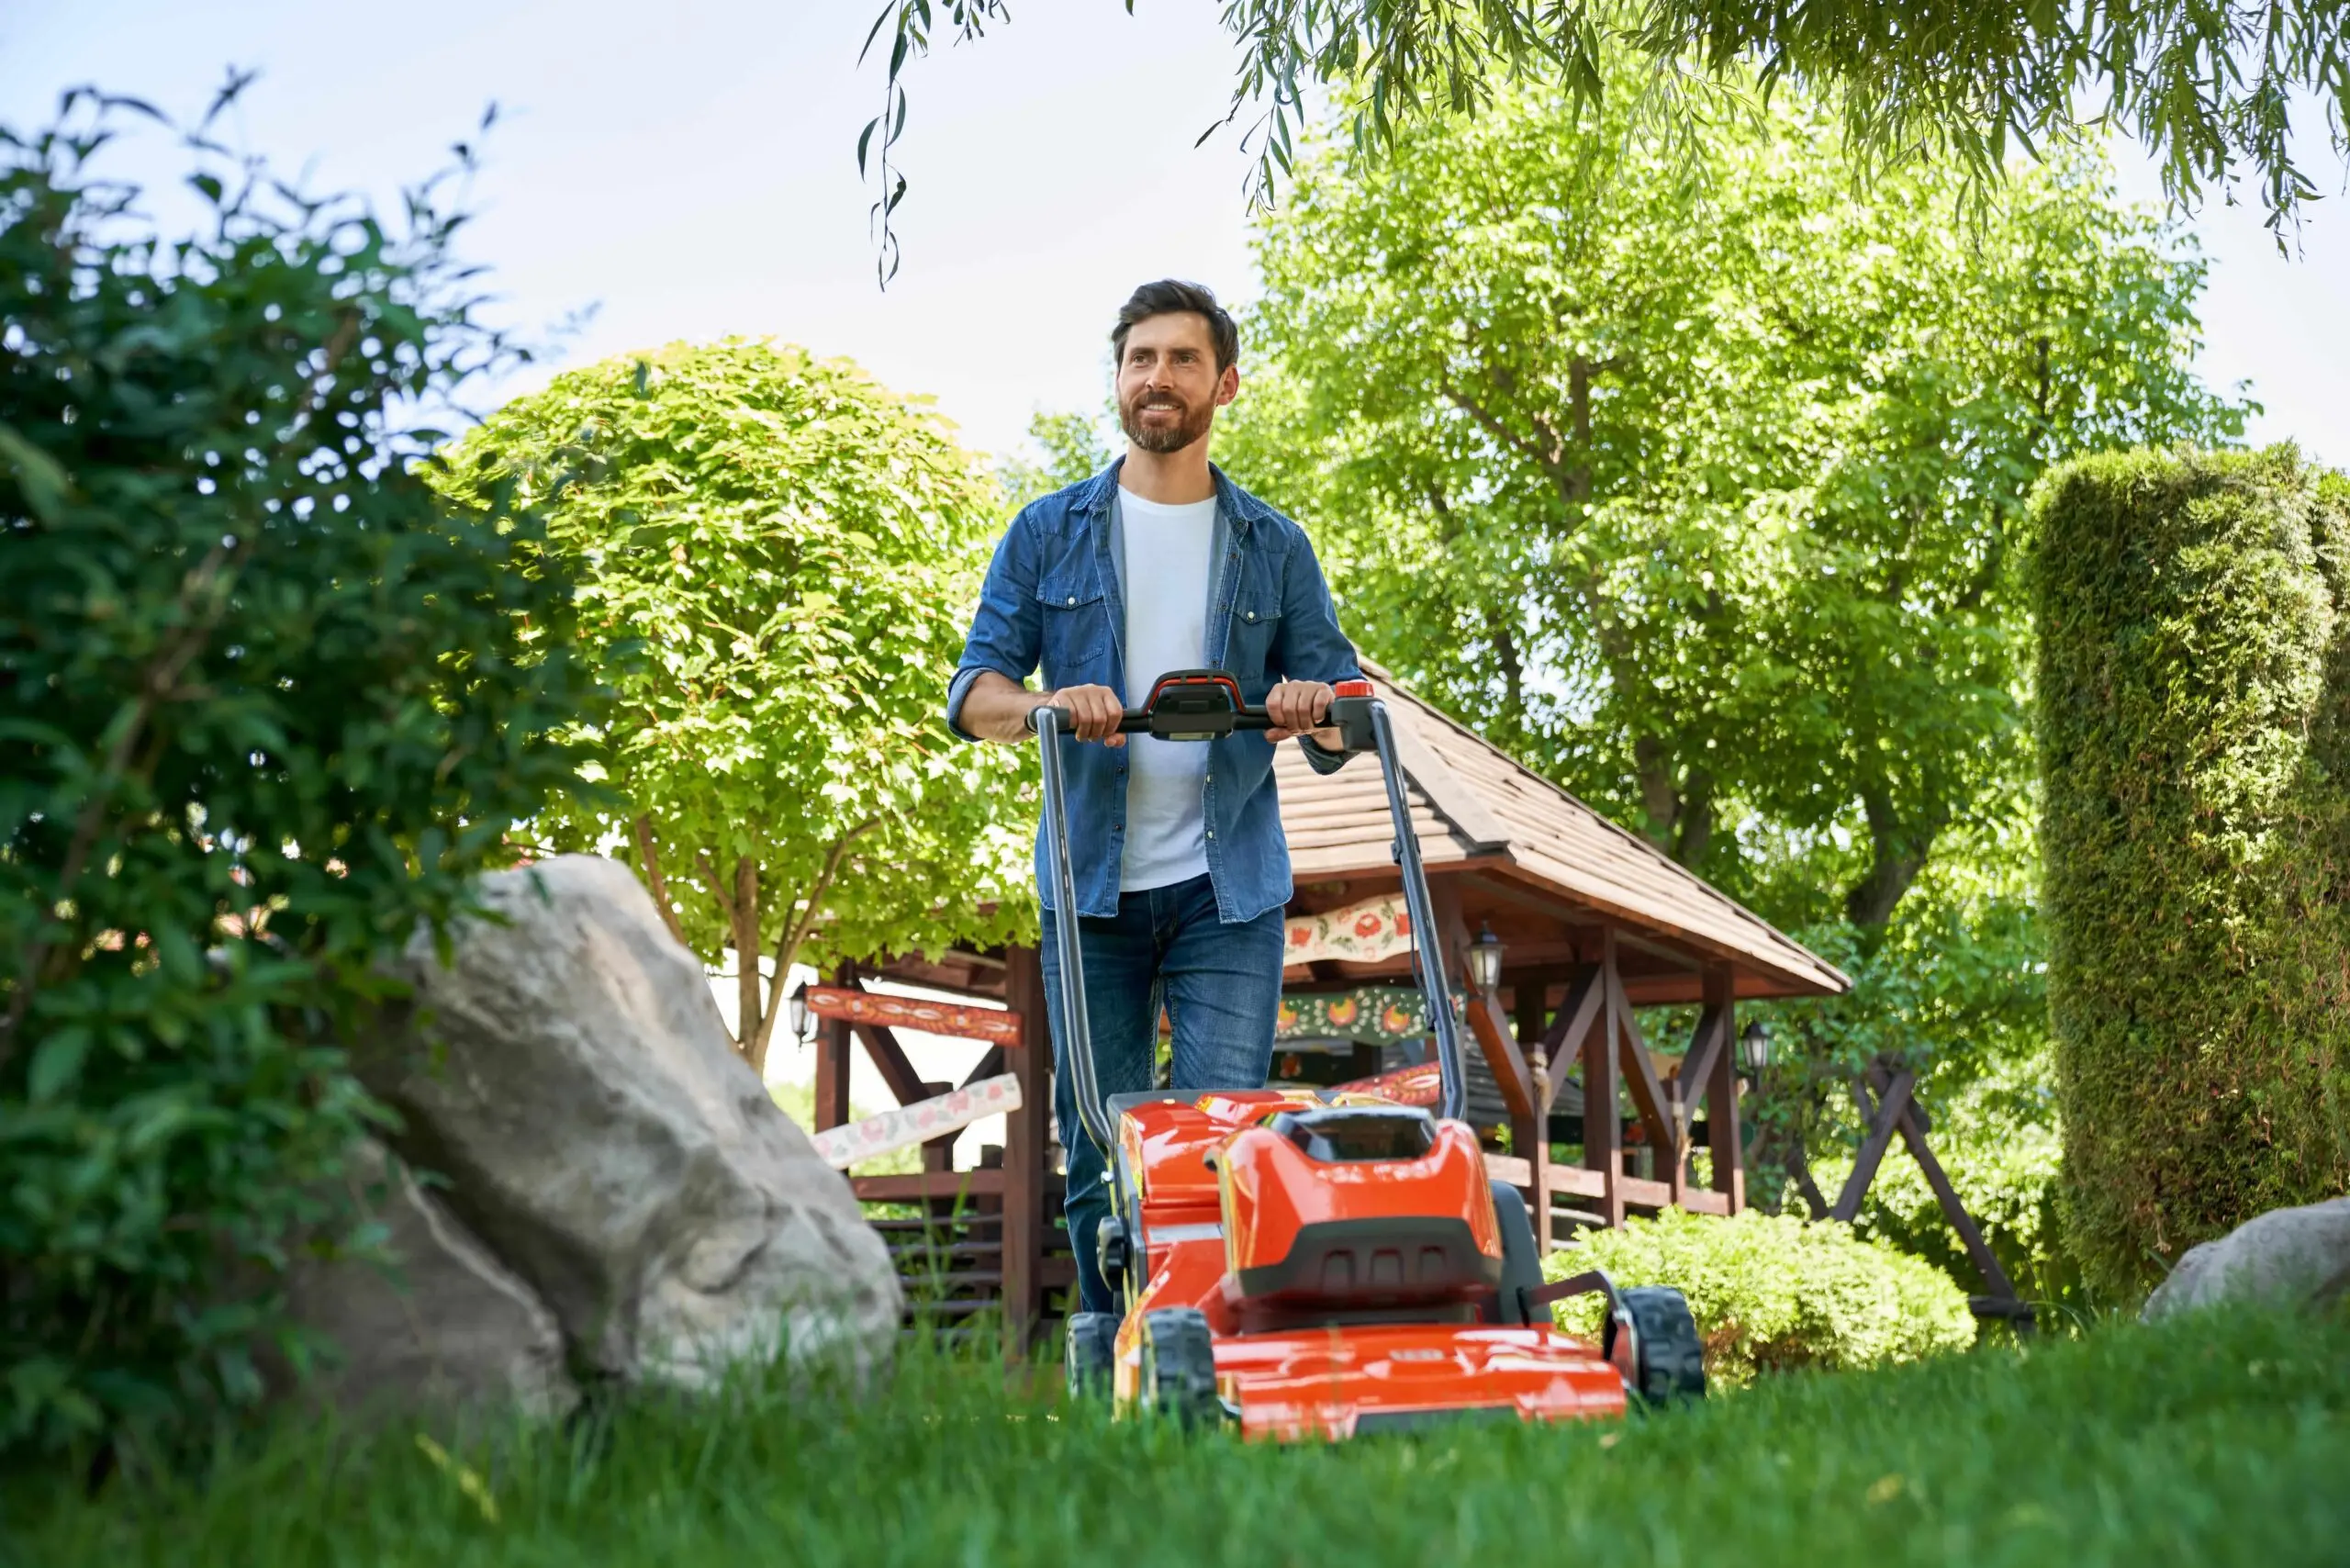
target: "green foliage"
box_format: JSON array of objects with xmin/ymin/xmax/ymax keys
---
[
  {"xmin": 862, "ymin": 3, "xmax": 2350, "ymax": 280},
  {"xmin": 2034, "ymin": 444, "xmax": 2350, "ymax": 1301},
  {"xmin": 1227, "ymin": 71, "xmax": 2243, "ymax": 921},
  {"xmin": 1215, "ymin": 68, "xmax": 2245, "ymax": 1224},
  {"xmin": 0, "ymin": 95, "xmax": 598, "ymax": 1456},
  {"xmin": 992, "ymin": 409, "xmax": 1113, "ymax": 513},
  {"xmin": 1541, "ymin": 1208, "xmax": 1975, "ymax": 1386},
  {"xmin": 19, "ymin": 1310, "xmax": 2350, "ymax": 1564},
  {"xmin": 436, "ymin": 341, "xmax": 1034, "ymax": 1075}
]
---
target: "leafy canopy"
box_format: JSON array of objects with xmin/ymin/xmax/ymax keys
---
[
  {"xmin": 858, "ymin": 1, "xmax": 2350, "ymax": 280},
  {"xmin": 1, "ymin": 90, "xmax": 599, "ymax": 1455},
  {"xmin": 438, "ymin": 340, "xmax": 1034, "ymax": 1075},
  {"xmin": 1223, "ymin": 69, "xmax": 2246, "ymax": 931},
  {"xmin": 1211, "ymin": 65, "xmax": 2245, "ymax": 1231}
]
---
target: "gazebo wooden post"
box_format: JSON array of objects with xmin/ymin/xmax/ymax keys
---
[
  {"xmin": 1586, "ymin": 930, "xmax": 1627, "ymax": 1227},
  {"xmin": 1513, "ymin": 975, "xmax": 1555, "ymax": 1249},
  {"xmin": 1701, "ymin": 964, "xmax": 1744, "ymax": 1213},
  {"xmin": 814, "ymin": 958, "xmax": 855, "ymax": 1132},
  {"xmin": 1001, "ymin": 944, "xmax": 1050, "ymax": 1359}
]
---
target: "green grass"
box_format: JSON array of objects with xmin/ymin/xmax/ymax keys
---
[{"xmin": 8, "ymin": 1309, "xmax": 2347, "ymax": 1568}]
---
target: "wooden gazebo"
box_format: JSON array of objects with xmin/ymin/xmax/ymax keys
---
[{"xmin": 805, "ymin": 665, "xmax": 1849, "ymax": 1351}]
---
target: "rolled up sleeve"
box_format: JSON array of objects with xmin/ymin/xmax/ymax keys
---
[{"xmin": 946, "ymin": 512, "xmax": 1044, "ymax": 743}]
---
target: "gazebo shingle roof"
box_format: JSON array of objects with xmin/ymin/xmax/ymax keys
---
[{"xmin": 1276, "ymin": 663, "xmax": 1850, "ymax": 999}]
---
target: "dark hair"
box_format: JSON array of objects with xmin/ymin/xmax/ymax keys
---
[{"xmin": 1111, "ymin": 279, "xmax": 1239, "ymax": 373}]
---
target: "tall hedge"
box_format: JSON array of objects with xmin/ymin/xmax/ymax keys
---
[{"xmin": 2034, "ymin": 446, "xmax": 2350, "ymax": 1300}]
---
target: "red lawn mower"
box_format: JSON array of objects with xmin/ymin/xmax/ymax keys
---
[{"xmin": 1031, "ymin": 670, "xmax": 1706, "ymax": 1439}]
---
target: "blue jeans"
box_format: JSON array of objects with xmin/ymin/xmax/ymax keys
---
[{"xmin": 1038, "ymin": 872, "xmax": 1285, "ymax": 1315}]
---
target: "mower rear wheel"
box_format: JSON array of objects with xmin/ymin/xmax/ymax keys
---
[
  {"xmin": 1484, "ymin": 1178, "xmax": 1543, "ymax": 1326},
  {"xmin": 1607, "ymin": 1286, "xmax": 1707, "ymax": 1407},
  {"xmin": 1066, "ymin": 1312, "xmax": 1118, "ymax": 1399},
  {"xmin": 1136, "ymin": 1308, "xmax": 1222, "ymax": 1428}
]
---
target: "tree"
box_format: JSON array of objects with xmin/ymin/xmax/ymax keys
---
[
  {"xmin": 1206, "ymin": 69, "xmax": 2248, "ymax": 1239},
  {"xmin": 858, "ymin": 2, "xmax": 2350, "ymax": 280},
  {"xmin": 1220, "ymin": 71, "xmax": 2246, "ymax": 934},
  {"xmin": 2, "ymin": 92, "xmax": 598, "ymax": 1454},
  {"xmin": 993, "ymin": 409, "xmax": 1114, "ymax": 513},
  {"xmin": 438, "ymin": 341, "xmax": 1035, "ymax": 1078}
]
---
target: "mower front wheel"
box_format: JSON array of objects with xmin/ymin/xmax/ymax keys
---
[
  {"xmin": 1606, "ymin": 1285, "xmax": 1707, "ymax": 1407},
  {"xmin": 1136, "ymin": 1308, "xmax": 1223, "ymax": 1428},
  {"xmin": 1066, "ymin": 1312, "xmax": 1118, "ymax": 1399}
]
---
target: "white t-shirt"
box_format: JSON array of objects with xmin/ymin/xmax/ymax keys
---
[{"xmin": 1117, "ymin": 487, "xmax": 1216, "ymax": 890}]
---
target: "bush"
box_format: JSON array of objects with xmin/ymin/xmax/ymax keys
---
[
  {"xmin": 2034, "ymin": 446, "xmax": 2350, "ymax": 1302},
  {"xmin": 1540, "ymin": 1208, "xmax": 1975, "ymax": 1385},
  {"xmin": 0, "ymin": 96, "xmax": 598, "ymax": 1457}
]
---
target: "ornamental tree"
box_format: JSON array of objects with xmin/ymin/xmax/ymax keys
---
[{"xmin": 439, "ymin": 341, "xmax": 1034, "ymax": 1076}]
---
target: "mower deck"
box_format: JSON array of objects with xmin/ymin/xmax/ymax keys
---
[{"xmin": 1107, "ymin": 1090, "xmax": 1630, "ymax": 1438}]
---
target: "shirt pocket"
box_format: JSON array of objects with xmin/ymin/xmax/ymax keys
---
[
  {"xmin": 1035, "ymin": 571, "xmax": 1109, "ymax": 684},
  {"xmin": 1225, "ymin": 588, "xmax": 1284, "ymax": 694}
]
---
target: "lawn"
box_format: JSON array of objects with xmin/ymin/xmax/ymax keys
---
[{"xmin": 8, "ymin": 1307, "xmax": 2346, "ymax": 1568}]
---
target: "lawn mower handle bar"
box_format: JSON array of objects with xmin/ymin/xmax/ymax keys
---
[
  {"xmin": 1024, "ymin": 704, "xmax": 1275, "ymax": 735},
  {"xmin": 1031, "ymin": 683, "xmax": 1469, "ymax": 1158}
]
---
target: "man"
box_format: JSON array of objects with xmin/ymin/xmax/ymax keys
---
[{"xmin": 946, "ymin": 279, "xmax": 1363, "ymax": 1316}]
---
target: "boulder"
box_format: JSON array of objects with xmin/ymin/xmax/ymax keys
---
[
  {"xmin": 355, "ymin": 855, "xmax": 901, "ymax": 1389},
  {"xmin": 272, "ymin": 1137, "xmax": 577, "ymax": 1424},
  {"xmin": 2142, "ymin": 1195, "xmax": 2350, "ymax": 1319}
]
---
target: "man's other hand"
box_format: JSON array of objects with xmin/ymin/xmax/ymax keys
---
[
  {"xmin": 1040, "ymin": 684, "xmax": 1128, "ymax": 746},
  {"xmin": 1265, "ymin": 680, "xmax": 1340, "ymax": 747}
]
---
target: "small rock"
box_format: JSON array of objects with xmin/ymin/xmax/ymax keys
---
[{"xmin": 2142, "ymin": 1194, "xmax": 2350, "ymax": 1319}]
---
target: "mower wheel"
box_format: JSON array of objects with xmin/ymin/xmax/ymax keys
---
[
  {"xmin": 1136, "ymin": 1308, "xmax": 1222, "ymax": 1428},
  {"xmin": 1066, "ymin": 1312, "xmax": 1118, "ymax": 1399},
  {"xmin": 1608, "ymin": 1286, "xmax": 1707, "ymax": 1406},
  {"xmin": 1485, "ymin": 1179, "xmax": 1543, "ymax": 1326}
]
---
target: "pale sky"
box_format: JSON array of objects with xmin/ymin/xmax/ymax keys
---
[{"xmin": 6, "ymin": 0, "xmax": 2344, "ymax": 467}]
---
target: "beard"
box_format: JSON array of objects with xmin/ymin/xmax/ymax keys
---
[{"xmin": 1119, "ymin": 388, "xmax": 1215, "ymax": 454}]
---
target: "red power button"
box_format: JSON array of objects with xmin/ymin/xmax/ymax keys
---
[{"xmin": 1333, "ymin": 679, "xmax": 1373, "ymax": 698}]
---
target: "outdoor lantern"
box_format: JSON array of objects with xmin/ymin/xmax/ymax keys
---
[
  {"xmin": 786, "ymin": 984, "xmax": 821, "ymax": 1046},
  {"xmin": 1739, "ymin": 1019, "xmax": 1773, "ymax": 1077},
  {"xmin": 1466, "ymin": 924, "xmax": 1505, "ymax": 992}
]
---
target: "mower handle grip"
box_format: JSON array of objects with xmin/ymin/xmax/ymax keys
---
[{"xmin": 1024, "ymin": 704, "xmax": 1274, "ymax": 735}]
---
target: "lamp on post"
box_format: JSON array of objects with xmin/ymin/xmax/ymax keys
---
[
  {"xmin": 1738, "ymin": 1019, "xmax": 1772, "ymax": 1083},
  {"xmin": 785, "ymin": 983, "xmax": 822, "ymax": 1047},
  {"xmin": 1465, "ymin": 924, "xmax": 1505, "ymax": 993}
]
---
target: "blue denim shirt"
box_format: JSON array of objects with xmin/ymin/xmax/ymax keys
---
[{"xmin": 946, "ymin": 458, "xmax": 1362, "ymax": 924}]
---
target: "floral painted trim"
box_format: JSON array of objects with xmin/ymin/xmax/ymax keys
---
[{"xmin": 805, "ymin": 1073, "xmax": 1023, "ymax": 1169}]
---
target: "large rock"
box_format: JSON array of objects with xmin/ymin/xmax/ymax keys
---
[
  {"xmin": 2142, "ymin": 1195, "xmax": 2350, "ymax": 1319},
  {"xmin": 272, "ymin": 1137, "xmax": 577, "ymax": 1424},
  {"xmin": 356, "ymin": 855, "xmax": 901, "ymax": 1388}
]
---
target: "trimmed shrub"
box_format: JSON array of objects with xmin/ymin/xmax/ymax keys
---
[
  {"xmin": 1539, "ymin": 1209, "xmax": 1975, "ymax": 1386},
  {"xmin": 2034, "ymin": 446, "xmax": 2350, "ymax": 1302}
]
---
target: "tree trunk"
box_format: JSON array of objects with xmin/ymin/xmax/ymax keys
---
[
  {"xmin": 1844, "ymin": 787, "xmax": 1946, "ymax": 929},
  {"xmin": 733, "ymin": 856, "xmax": 765, "ymax": 1069}
]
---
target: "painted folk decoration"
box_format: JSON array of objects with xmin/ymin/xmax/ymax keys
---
[
  {"xmin": 801, "ymin": 984, "xmax": 1024, "ymax": 1046},
  {"xmin": 807, "ymin": 1073, "xmax": 1024, "ymax": 1170},
  {"xmin": 1283, "ymin": 891, "xmax": 1414, "ymax": 968},
  {"xmin": 1275, "ymin": 984, "xmax": 1433, "ymax": 1044}
]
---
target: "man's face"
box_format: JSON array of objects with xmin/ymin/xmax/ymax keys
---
[{"xmin": 1115, "ymin": 311, "xmax": 1238, "ymax": 454}]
